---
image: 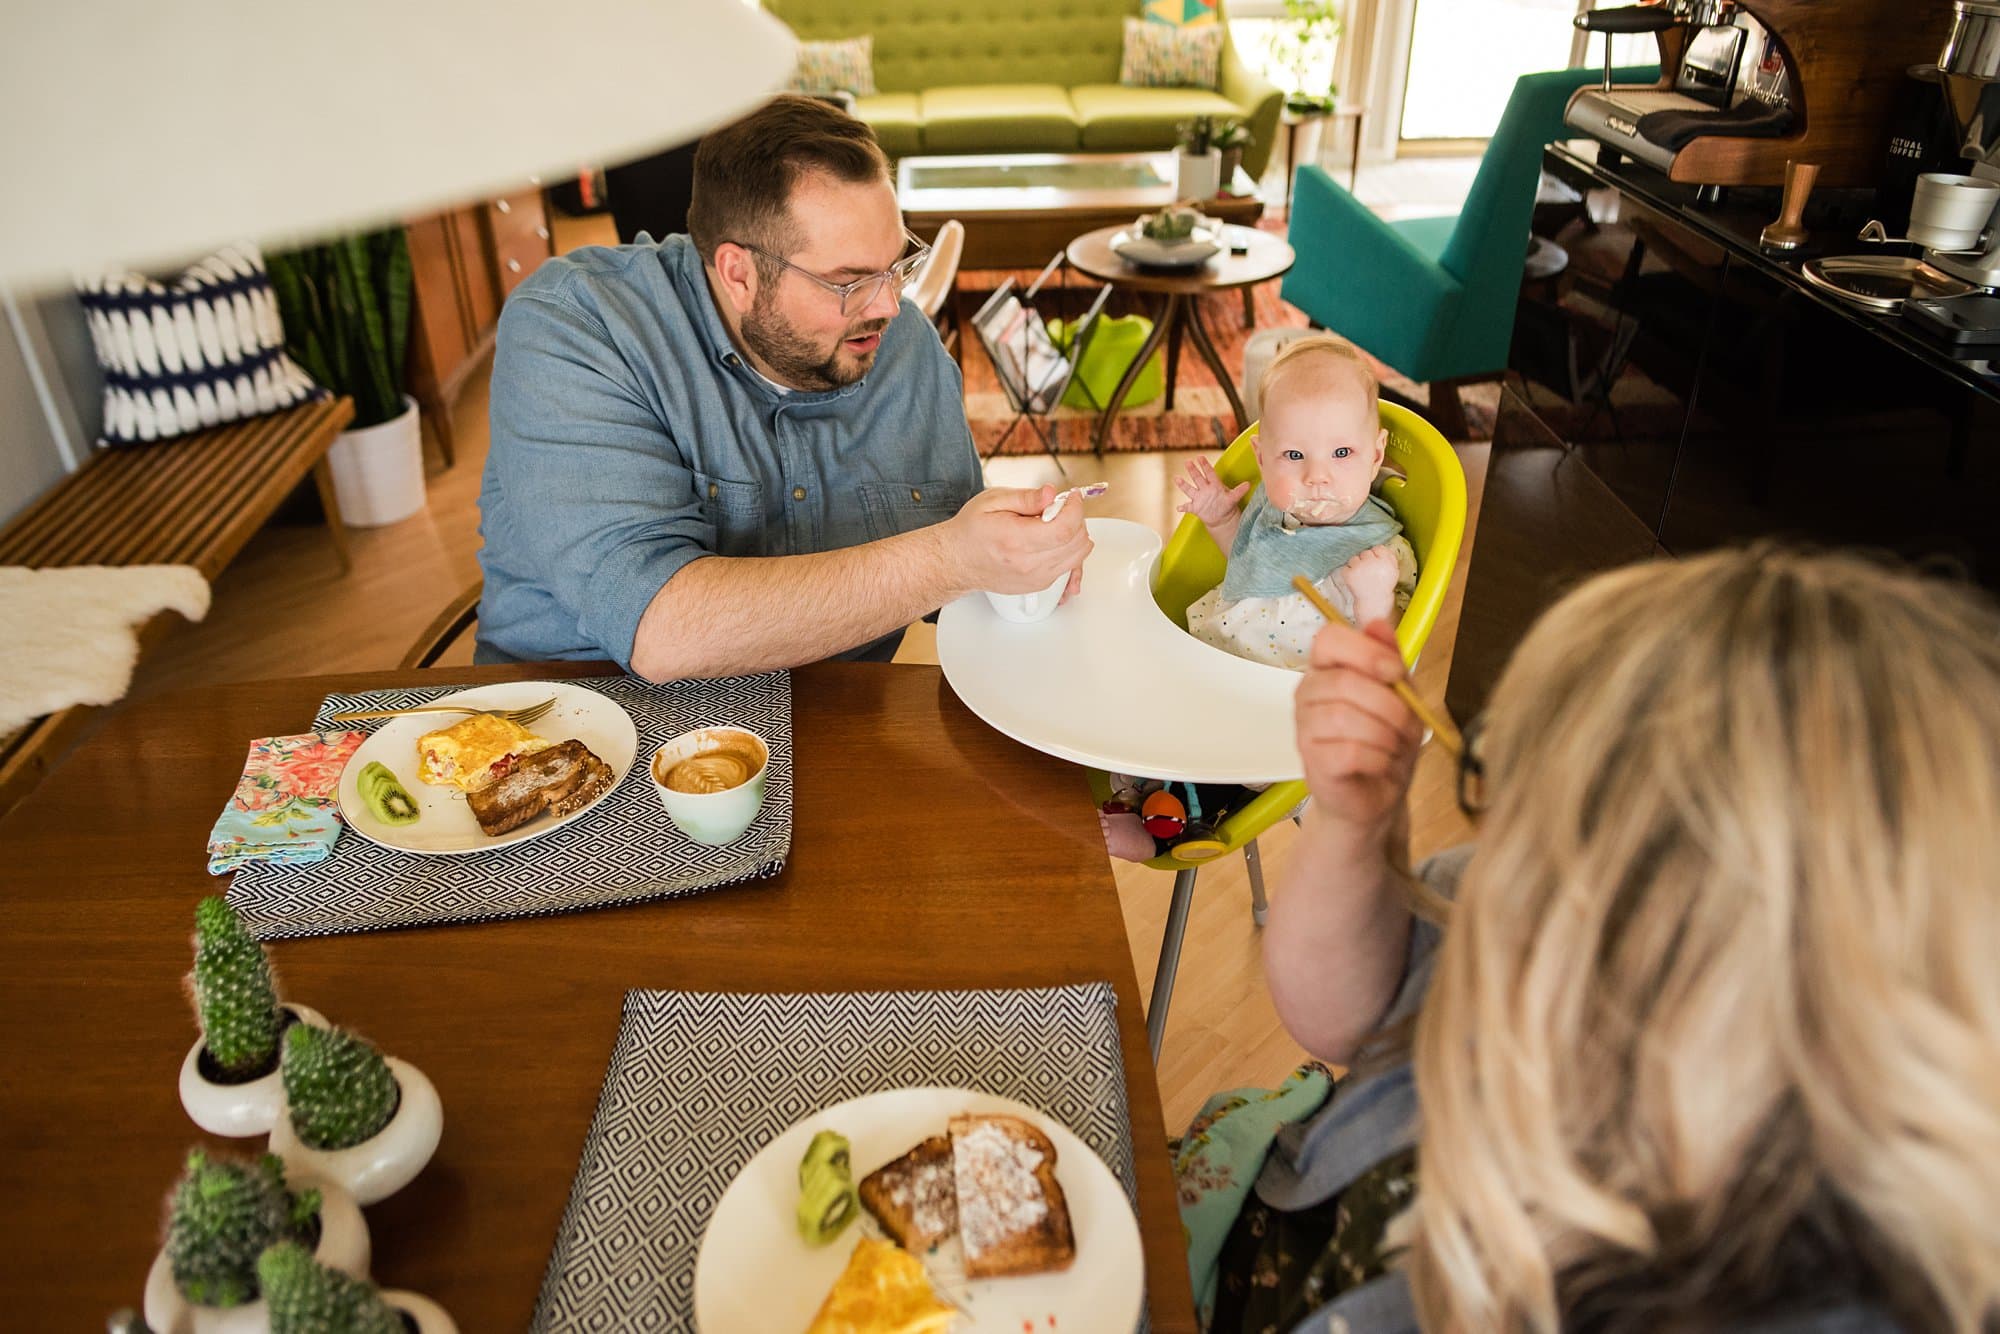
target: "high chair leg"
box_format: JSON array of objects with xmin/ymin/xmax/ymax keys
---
[
  {"xmin": 1147, "ymin": 867, "xmax": 1200, "ymax": 1062},
  {"xmin": 1245, "ymin": 839, "xmax": 1269, "ymax": 927}
]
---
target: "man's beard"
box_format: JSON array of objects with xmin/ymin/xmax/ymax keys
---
[{"xmin": 741, "ymin": 292, "xmax": 889, "ymax": 391}]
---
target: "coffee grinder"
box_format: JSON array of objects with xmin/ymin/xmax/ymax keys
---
[{"xmin": 1859, "ymin": 1, "xmax": 2000, "ymax": 345}]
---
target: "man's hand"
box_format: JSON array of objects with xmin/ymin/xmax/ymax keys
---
[
  {"xmin": 1293, "ymin": 617, "xmax": 1422, "ymax": 837},
  {"xmin": 1175, "ymin": 456, "xmax": 1251, "ymax": 529},
  {"xmin": 939, "ymin": 485, "xmax": 1093, "ymax": 596}
]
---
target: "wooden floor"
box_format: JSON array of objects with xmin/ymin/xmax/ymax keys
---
[{"xmin": 127, "ymin": 217, "xmax": 1485, "ymax": 1134}]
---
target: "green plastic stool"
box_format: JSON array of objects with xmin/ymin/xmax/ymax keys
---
[{"xmin": 1048, "ymin": 313, "xmax": 1164, "ymax": 412}]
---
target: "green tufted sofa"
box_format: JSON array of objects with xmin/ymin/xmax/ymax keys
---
[{"xmin": 764, "ymin": 0, "xmax": 1282, "ymax": 178}]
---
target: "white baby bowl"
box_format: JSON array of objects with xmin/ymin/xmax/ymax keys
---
[{"xmin": 983, "ymin": 569, "xmax": 1071, "ymax": 624}]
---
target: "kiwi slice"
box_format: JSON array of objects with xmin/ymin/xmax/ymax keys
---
[
  {"xmin": 795, "ymin": 1130, "xmax": 857, "ymax": 1246},
  {"xmin": 357, "ymin": 762, "xmax": 420, "ymax": 826}
]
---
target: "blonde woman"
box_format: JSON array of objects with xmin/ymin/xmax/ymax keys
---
[{"xmin": 1209, "ymin": 547, "xmax": 2000, "ymax": 1333}]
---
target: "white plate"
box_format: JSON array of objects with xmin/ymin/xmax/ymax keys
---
[
  {"xmin": 693, "ymin": 1087, "xmax": 1143, "ymax": 1333},
  {"xmin": 1110, "ymin": 224, "xmax": 1220, "ymax": 268},
  {"xmin": 334, "ymin": 681, "xmax": 637, "ymax": 855},
  {"xmin": 938, "ymin": 518, "xmax": 1303, "ymax": 784}
]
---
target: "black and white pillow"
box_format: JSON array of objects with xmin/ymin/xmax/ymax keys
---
[{"xmin": 76, "ymin": 243, "xmax": 321, "ymax": 448}]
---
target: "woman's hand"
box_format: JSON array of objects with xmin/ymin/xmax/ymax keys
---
[
  {"xmin": 1294, "ymin": 617, "xmax": 1424, "ymax": 836},
  {"xmin": 1174, "ymin": 456, "xmax": 1251, "ymax": 529}
]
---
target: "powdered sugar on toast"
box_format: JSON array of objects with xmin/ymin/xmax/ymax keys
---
[
  {"xmin": 885, "ymin": 1149, "xmax": 957, "ymax": 1249},
  {"xmin": 951, "ymin": 1120, "xmax": 1050, "ymax": 1258}
]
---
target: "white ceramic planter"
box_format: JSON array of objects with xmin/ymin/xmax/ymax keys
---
[
  {"xmin": 1175, "ymin": 147, "xmax": 1221, "ymax": 201},
  {"xmin": 179, "ymin": 1004, "xmax": 329, "ymax": 1137},
  {"xmin": 383, "ymin": 1290, "xmax": 460, "ymax": 1333},
  {"xmin": 326, "ymin": 394, "xmax": 425, "ymax": 527},
  {"xmin": 269, "ymin": 1056, "xmax": 443, "ymax": 1206},
  {"xmin": 142, "ymin": 1177, "xmax": 368, "ymax": 1334}
]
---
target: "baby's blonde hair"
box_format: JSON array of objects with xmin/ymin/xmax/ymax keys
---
[
  {"xmin": 1261, "ymin": 331, "xmax": 1379, "ymax": 414},
  {"xmin": 1406, "ymin": 546, "xmax": 2000, "ymax": 1332}
]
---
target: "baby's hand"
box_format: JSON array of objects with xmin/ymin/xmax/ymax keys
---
[
  {"xmin": 1174, "ymin": 456, "xmax": 1251, "ymax": 530},
  {"xmin": 1341, "ymin": 545, "xmax": 1401, "ymax": 629}
]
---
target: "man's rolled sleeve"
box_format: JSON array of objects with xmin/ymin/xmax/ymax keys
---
[{"xmin": 487, "ymin": 285, "xmax": 712, "ymax": 671}]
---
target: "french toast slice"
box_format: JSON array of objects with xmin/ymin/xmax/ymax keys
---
[
  {"xmin": 857, "ymin": 1135, "xmax": 957, "ymax": 1254},
  {"xmin": 948, "ymin": 1113, "xmax": 1075, "ymax": 1278},
  {"xmin": 464, "ymin": 739, "xmax": 611, "ymax": 836}
]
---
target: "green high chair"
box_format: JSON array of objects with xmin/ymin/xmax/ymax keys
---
[{"xmin": 1100, "ymin": 401, "xmax": 1467, "ymax": 1058}]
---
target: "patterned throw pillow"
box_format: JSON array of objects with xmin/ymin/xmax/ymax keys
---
[
  {"xmin": 76, "ymin": 244, "xmax": 320, "ymax": 448},
  {"xmin": 1118, "ymin": 16, "xmax": 1224, "ymax": 89},
  {"xmin": 1146, "ymin": 0, "xmax": 1218, "ymax": 26},
  {"xmin": 789, "ymin": 35, "xmax": 877, "ymax": 99}
]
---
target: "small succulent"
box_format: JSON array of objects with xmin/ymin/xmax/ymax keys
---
[
  {"xmin": 282, "ymin": 1025, "xmax": 400, "ymax": 1151},
  {"xmin": 190, "ymin": 895, "xmax": 284, "ymax": 1080},
  {"xmin": 166, "ymin": 1151, "xmax": 320, "ymax": 1307},
  {"xmin": 1142, "ymin": 203, "xmax": 1206, "ymax": 242},
  {"xmin": 258, "ymin": 1241, "xmax": 405, "ymax": 1334}
]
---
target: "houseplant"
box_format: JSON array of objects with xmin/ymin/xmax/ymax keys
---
[
  {"xmin": 267, "ymin": 229, "xmax": 425, "ymax": 526},
  {"xmin": 1269, "ymin": 0, "xmax": 1344, "ymax": 176},
  {"xmin": 1174, "ymin": 115, "xmax": 1221, "ymax": 200},
  {"xmin": 1213, "ymin": 118, "xmax": 1256, "ymax": 189},
  {"xmin": 141, "ymin": 1150, "xmax": 369, "ymax": 1334},
  {"xmin": 259, "ymin": 1241, "xmax": 458, "ymax": 1334},
  {"xmin": 1269, "ymin": 0, "xmax": 1343, "ymax": 116},
  {"xmin": 269, "ymin": 1024, "xmax": 442, "ymax": 1205},
  {"xmin": 180, "ymin": 896, "xmax": 328, "ymax": 1137}
]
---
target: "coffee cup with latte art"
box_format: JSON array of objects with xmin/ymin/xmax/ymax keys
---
[{"xmin": 649, "ymin": 726, "xmax": 770, "ymax": 845}]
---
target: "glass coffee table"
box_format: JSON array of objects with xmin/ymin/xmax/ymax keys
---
[{"xmin": 898, "ymin": 151, "xmax": 1265, "ymax": 270}]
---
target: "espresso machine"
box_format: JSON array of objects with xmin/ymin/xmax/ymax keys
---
[{"xmin": 1856, "ymin": 1, "xmax": 2000, "ymax": 345}]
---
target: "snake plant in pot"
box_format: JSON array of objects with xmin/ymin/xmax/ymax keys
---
[{"xmin": 267, "ymin": 228, "xmax": 424, "ymax": 526}]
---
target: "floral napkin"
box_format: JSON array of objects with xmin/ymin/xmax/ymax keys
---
[{"xmin": 206, "ymin": 731, "xmax": 366, "ymax": 875}]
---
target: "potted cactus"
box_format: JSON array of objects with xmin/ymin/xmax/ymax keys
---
[
  {"xmin": 180, "ymin": 896, "xmax": 328, "ymax": 1137},
  {"xmin": 269, "ymin": 1025, "xmax": 442, "ymax": 1206},
  {"xmin": 259, "ymin": 1241, "xmax": 458, "ymax": 1334},
  {"xmin": 142, "ymin": 1150, "xmax": 368, "ymax": 1334}
]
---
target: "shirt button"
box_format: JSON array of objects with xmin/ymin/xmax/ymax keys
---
[
  {"xmin": 911, "ymin": 488, "xmax": 923, "ymax": 502},
  {"xmin": 792, "ymin": 486, "xmax": 807, "ymax": 501},
  {"xmin": 707, "ymin": 483, "xmax": 718, "ymax": 499}
]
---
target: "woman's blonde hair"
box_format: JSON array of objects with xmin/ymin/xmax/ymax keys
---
[{"xmin": 1407, "ymin": 546, "xmax": 2000, "ymax": 1332}]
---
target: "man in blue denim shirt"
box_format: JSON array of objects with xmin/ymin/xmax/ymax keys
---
[{"xmin": 478, "ymin": 96, "xmax": 1090, "ymax": 678}]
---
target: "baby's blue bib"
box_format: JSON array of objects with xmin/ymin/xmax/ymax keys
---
[{"xmin": 1219, "ymin": 488, "xmax": 1403, "ymax": 602}]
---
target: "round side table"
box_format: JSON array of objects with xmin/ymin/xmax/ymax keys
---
[{"xmin": 1064, "ymin": 225, "xmax": 1296, "ymax": 453}]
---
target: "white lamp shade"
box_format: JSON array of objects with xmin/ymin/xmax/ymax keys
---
[{"xmin": 0, "ymin": 0, "xmax": 798, "ymax": 289}]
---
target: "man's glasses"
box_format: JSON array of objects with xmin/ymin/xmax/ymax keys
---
[
  {"xmin": 733, "ymin": 229, "xmax": 932, "ymax": 316},
  {"xmin": 1455, "ymin": 715, "xmax": 1487, "ymax": 819}
]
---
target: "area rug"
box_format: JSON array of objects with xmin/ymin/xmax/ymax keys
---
[{"xmin": 949, "ymin": 226, "xmax": 1500, "ymax": 454}]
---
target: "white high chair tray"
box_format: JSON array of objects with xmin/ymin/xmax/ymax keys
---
[{"xmin": 938, "ymin": 518, "xmax": 1306, "ymax": 784}]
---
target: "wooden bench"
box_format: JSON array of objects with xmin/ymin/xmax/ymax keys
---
[{"xmin": 0, "ymin": 395, "xmax": 356, "ymax": 814}]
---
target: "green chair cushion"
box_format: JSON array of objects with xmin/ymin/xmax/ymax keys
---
[
  {"xmin": 1389, "ymin": 214, "xmax": 1458, "ymax": 263},
  {"xmin": 852, "ymin": 92, "xmax": 922, "ymax": 157},
  {"xmin": 1068, "ymin": 84, "xmax": 1244, "ymax": 153},
  {"xmin": 918, "ymin": 84, "xmax": 1081, "ymax": 153}
]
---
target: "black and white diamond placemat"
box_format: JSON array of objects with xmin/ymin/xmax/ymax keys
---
[
  {"xmin": 227, "ymin": 673, "xmax": 791, "ymax": 940},
  {"xmin": 531, "ymin": 983, "xmax": 1143, "ymax": 1333}
]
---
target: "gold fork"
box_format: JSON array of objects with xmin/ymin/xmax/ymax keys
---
[{"xmin": 324, "ymin": 697, "xmax": 557, "ymax": 727}]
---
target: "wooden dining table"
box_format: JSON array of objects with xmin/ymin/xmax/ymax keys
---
[{"xmin": 0, "ymin": 659, "xmax": 1197, "ymax": 1330}]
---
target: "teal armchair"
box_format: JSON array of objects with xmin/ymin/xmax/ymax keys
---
[{"xmin": 1280, "ymin": 65, "xmax": 1655, "ymax": 435}]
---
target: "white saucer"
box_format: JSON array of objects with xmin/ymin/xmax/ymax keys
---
[{"xmin": 937, "ymin": 518, "xmax": 1303, "ymax": 783}]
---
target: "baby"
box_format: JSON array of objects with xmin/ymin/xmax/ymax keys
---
[
  {"xmin": 1178, "ymin": 334, "xmax": 1416, "ymax": 670},
  {"xmin": 1099, "ymin": 335, "xmax": 1415, "ymax": 863}
]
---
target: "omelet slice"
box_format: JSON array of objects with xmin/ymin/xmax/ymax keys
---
[{"xmin": 804, "ymin": 1236, "xmax": 955, "ymax": 1334}]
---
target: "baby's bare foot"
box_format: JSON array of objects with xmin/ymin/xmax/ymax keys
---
[
  {"xmin": 1100, "ymin": 810, "xmax": 1157, "ymax": 862},
  {"xmin": 1342, "ymin": 546, "xmax": 1401, "ymax": 627}
]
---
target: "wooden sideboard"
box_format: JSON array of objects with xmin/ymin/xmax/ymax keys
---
[{"xmin": 405, "ymin": 186, "xmax": 554, "ymax": 468}]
